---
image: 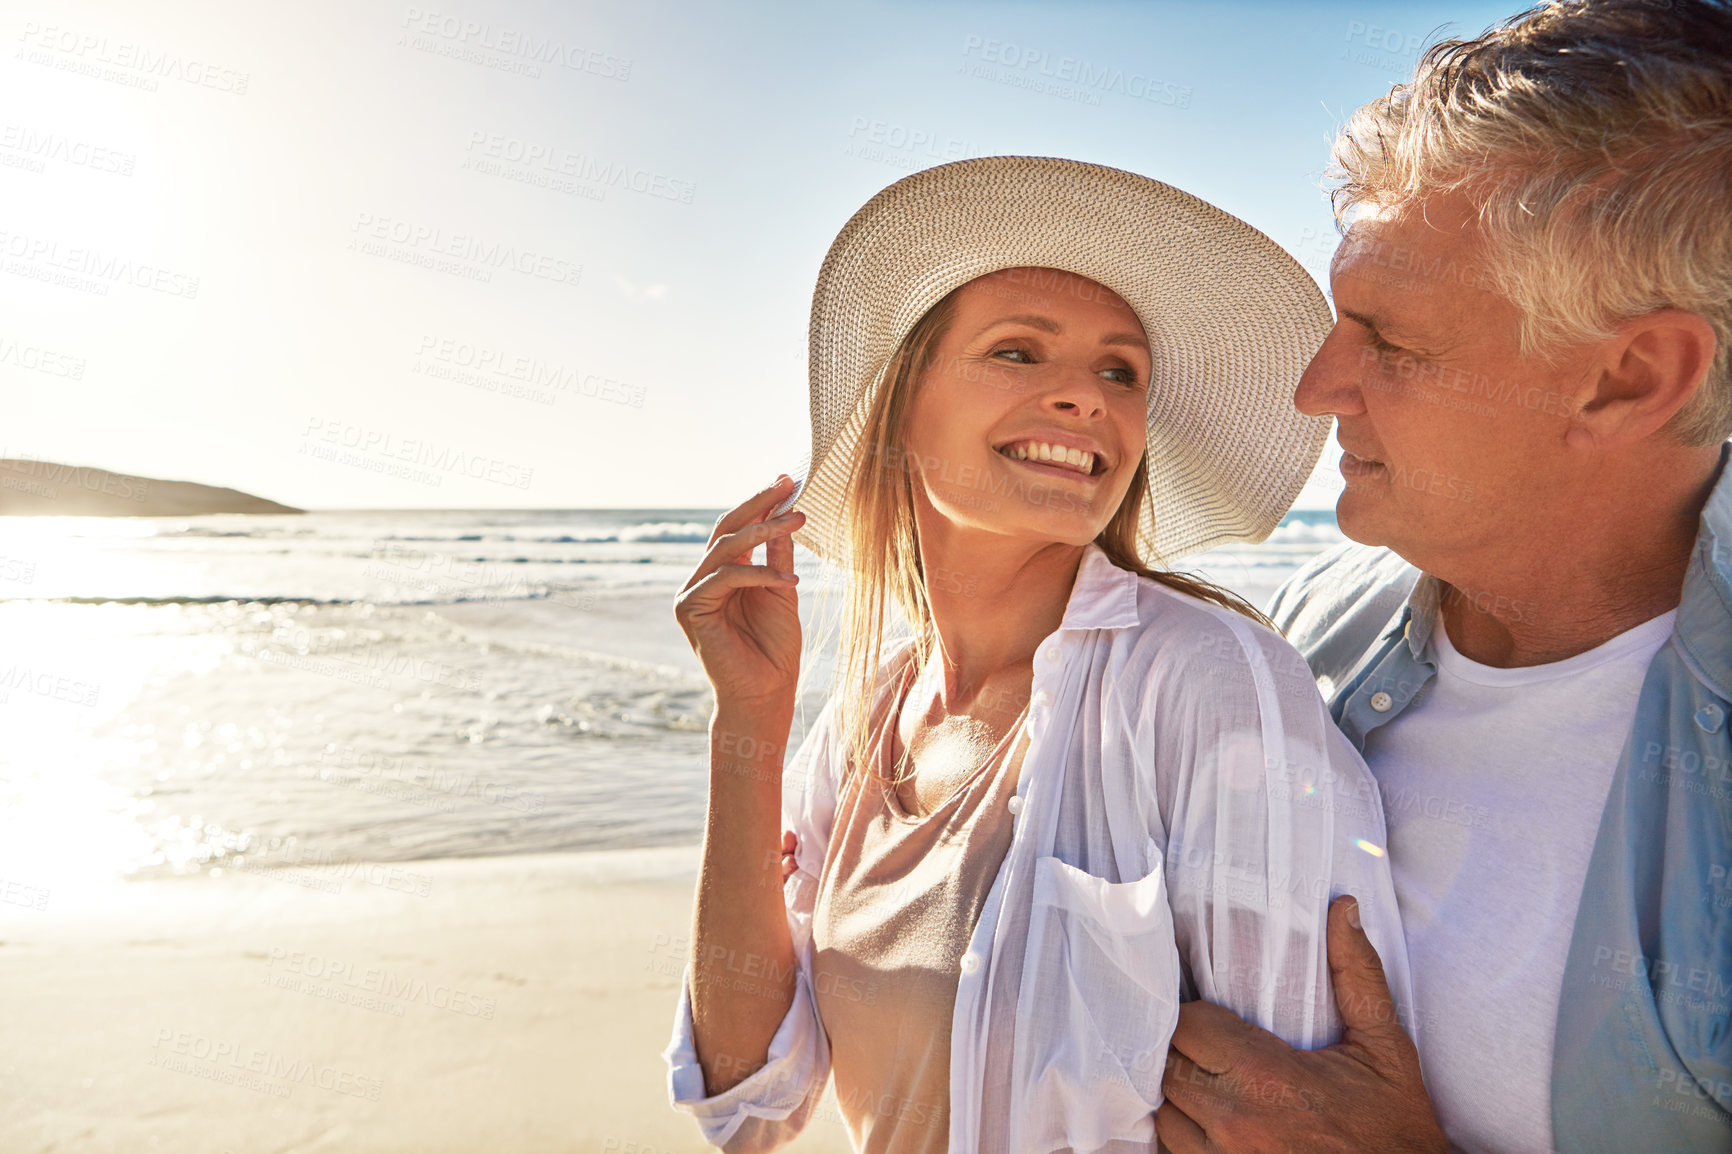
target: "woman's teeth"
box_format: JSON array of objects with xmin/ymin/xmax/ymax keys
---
[{"xmin": 999, "ymin": 441, "xmax": 1095, "ymax": 475}]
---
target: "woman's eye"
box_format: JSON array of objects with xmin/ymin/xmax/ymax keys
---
[
  {"xmin": 1101, "ymin": 367, "xmax": 1142, "ymax": 387},
  {"xmin": 991, "ymin": 347, "xmax": 1034, "ymax": 364}
]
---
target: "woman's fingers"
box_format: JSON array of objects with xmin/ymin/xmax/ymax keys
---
[
  {"xmin": 708, "ymin": 475, "xmax": 795, "ymax": 553},
  {"xmin": 722, "ymin": 511, "xmax": 801, "ymax": 568},
  {"xmin": 765, "ymin": 507, "xmax": 796, "ymax": 577},
  {"xmin": 683, "ymin": 512, "xmax": 805, "ymax": 596},
  {"xmin": 681, "ymin": 563, "xmax": 799, "ymax": 612},
  {"xmin": 671, "ymin": 478, "xmax": 804, "ymax": 710}
]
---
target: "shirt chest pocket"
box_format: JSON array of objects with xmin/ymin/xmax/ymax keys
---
[{"xmin": 1010, "ymin": 843, "xmax": 1181, "ymax": 1151}]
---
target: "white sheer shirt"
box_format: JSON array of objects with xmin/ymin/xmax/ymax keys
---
[{"xmin": 663, "ymin": 541, "xmax": 1417, "ymax": 1152}]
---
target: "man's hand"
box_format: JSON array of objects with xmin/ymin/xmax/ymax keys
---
[{"xmin": 1155, "ymin": 895, "xmax": 1448, "ymax": 1154}]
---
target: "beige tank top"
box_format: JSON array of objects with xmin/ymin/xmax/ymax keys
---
[{"xmin": 809, "ymin": 656, "xmax": 1031, "ymax": 1153}]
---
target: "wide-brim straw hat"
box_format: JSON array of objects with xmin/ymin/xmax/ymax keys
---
[{"xmin": 777, "ymin": 155, "xmax": 1333, "ymax": 569}]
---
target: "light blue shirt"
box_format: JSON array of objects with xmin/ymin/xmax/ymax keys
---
[{"xmin": 1267, "ymin": 443, "xmax": 1732, "ymax": 1152}]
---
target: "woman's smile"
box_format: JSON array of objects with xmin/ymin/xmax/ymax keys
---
[{"xmin": 993, "ymin": 440, "xmax": 1106, "ymax": 483}]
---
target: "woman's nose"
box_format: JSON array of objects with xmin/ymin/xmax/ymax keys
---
[{"xmin": 1041, "ymin": 366, "xmax": 1108, "ymax": 418}]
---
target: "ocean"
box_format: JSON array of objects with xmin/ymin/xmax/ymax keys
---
[{"xmin": 0, "ymin": 508, "xmax": 1345, "ymax": 888}]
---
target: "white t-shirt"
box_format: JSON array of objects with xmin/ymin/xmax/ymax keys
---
[{"xmin": 1362, "ymin": 607, "xmax": 1677, "ymax": 1154}]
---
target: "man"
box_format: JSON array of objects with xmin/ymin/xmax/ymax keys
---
[{"xmin": 1156, "ymin": 1, "xmax": 1732, "ymax": 1151}]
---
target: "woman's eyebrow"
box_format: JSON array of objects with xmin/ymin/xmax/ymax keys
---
[
  {"xmin": 977, "ymin": 316, "xmax": 1147, "ymax": 349},
  {"xmin": 981, "ymin": 314, "xmax": 1063, "ymax": 335}
]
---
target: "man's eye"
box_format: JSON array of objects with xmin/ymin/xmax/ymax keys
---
[{"xmin": 1366, "ymin": 331, "xmax": 1406, "ymax": 356}]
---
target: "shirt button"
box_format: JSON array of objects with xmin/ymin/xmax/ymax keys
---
[
  {"xmin": 1007, "ymin": 795, "xmax": 1023, "ymax": 816},
  {"xmin": 1370, "ymin": 691, "xmax": 1393, "ymax": 713},
  {"xmin": 1043, "ymin": 646, "xmax": 1061, "ymax": 664},
  {"xmin": 959, "ymin": 951, "xmax": 981, "ymax": 975},
  {"xmin": 1031, "ymin": 690, "xmax": 1051, "ymax": 711},
  {"xmin": 1696, "ymin": 703, "xmax": 1725, "ymax": 733}
]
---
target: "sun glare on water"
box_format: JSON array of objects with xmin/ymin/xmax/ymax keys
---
[{"xmin": 0, "ymin": 518, "xmax": 236, "ymax": 904}]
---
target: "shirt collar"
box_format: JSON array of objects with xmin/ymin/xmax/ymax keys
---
[
  {"xmin": 1404, "ymin": 572, "xmax": 1444, "ymax": 661},
  {"xmin": 1396, "ymin": 441, "xmax": 1732, "ymax": 695},
  {"xmin": 1675, "ymin": 440, "xmax": 1732, "ymax": 699},
  {"xmin": 1059, "ymin": 541, "xmax": 1144, "ymax": 633}
]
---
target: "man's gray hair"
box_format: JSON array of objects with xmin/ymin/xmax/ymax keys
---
[{"xmin": 1330, "ymin": 0, "xmax": 1732, "ymax": 445}]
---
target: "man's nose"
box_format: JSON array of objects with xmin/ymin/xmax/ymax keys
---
[{"xmin": 1294, "ymin": 326, "xmax": 1368, "ymax": 418}]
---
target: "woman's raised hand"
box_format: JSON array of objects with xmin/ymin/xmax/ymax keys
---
[{"xmin": 674, "ymin": 475, "xmax": 806, "ymax": 715}]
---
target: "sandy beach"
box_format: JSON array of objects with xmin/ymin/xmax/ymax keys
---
[{"xmin": 0, "ymin": 848, "xmax": 853, "ymax": 1154}]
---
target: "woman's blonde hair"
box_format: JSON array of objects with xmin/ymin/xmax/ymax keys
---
[{"xmin": 803, "ymin": 278, "xmax": 1275, "ymax": 781}]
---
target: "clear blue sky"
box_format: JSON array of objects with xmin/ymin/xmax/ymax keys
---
[{"xmin": 1, "ymin": 0, "xmax": 1514, "ymax": 509}]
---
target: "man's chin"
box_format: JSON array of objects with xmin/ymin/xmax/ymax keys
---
[{"xmin": 1333, "ymin": 489, "xmax": 1396, "ymax": 548}]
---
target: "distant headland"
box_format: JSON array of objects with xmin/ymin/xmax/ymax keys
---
[{"xmin": 0, "ymin": 459, "xmax": 303, "ymax": 516}]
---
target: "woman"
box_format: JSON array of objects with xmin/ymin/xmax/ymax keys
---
[{"xmin": 664, "ymin": 157, "xmax": 1415, "ymax": 1153}]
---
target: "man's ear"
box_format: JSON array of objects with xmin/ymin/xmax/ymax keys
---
[{"xmin": 1565, "ymin": 309, "xmax": 1718, "ymax": 451}]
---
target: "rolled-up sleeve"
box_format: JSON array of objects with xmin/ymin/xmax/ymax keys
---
[
  {"xmin": 661, "ymin": 695, "xmax": 845, "ymax": 1151},
  {"xmin": 663, "ymin": 961, "xmax": 830, "ymax": 1152}
]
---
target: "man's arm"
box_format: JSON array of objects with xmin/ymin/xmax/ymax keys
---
[{"xmin": 1155, "ymin": 896, "xmax": 1449, "ymax": 1154}]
